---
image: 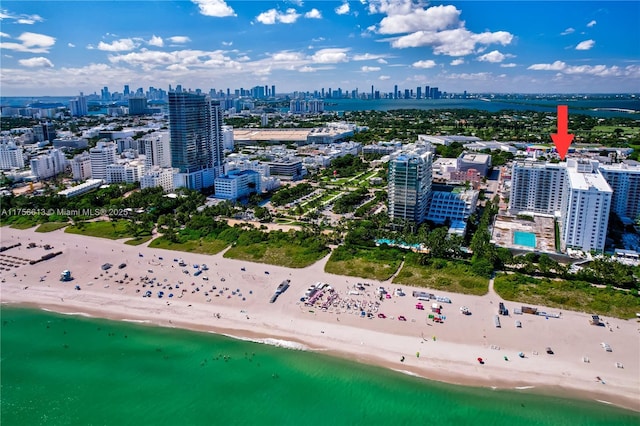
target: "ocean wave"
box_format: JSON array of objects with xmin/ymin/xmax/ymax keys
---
[
  {"xmin": 392, "ymin": 369, "xmax": 423, "ymax": 378},
  {"xmin": 514, "ymin": 386, "xmax": 535, "ymax": 390},
  {"xmin": 222, "ymin": 334, "xmax": 309, "ymax": 351},
  {"xmin": 122, "ymin": 319, "xmax": 151, "ymax": 324},
  {"xmin": 43, "ymin": 309, "xmax": 93, "ymax": 318},
  {"xmin": 596, "ymin": 400, "xmax": 613, "ymax": 405}
]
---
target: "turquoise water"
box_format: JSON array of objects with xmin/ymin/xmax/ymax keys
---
[
  {"xmin": 514, "ymin": 231, "xmax": 537, "ymax": 248},
  {"xmin": 1, "ymin": 307, "xmax": 638, "ymax": 425}
]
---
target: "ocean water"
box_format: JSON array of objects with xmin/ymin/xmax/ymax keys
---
[{"xmin": 1, "ymin": 307, "xmax": 638, "ymax": 426}]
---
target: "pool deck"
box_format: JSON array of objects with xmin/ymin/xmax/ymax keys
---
[{"xmin": 492, "ymin": 215, "xmax": 557, "ymax": 253}]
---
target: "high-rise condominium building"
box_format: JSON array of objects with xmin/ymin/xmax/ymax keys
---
[
  {"xmin": 0, "ymin": 142, "xmax": 25, "ymax": 170},
  {"xmin": 169, "ymin": 90, "xmax": 224, "ymax": 190},
  {"xmin": 509, "ymin": 159, "xmax": 612, "ymax": 252},
  {"xmin": 599, "ymin": 163, "xmax": 640, "ymax": 223},
  {"xmin": 89, "ymin": 141, "xmax": 117, "ymax": 180},
  {"xmin": 561, "ymin": 160, "xmax": 612, "ymax": 253},
  {"xmin": 509, "ymin": 161, "xmax": 566, "ymax": 215},
  {"xmin": 70, "ymin": 92, "xmax": 88, "ymax": 117},
  {"xmin": 388, "ymin": 146, "xmax": 433, "ymax": 224},
  {"xmin": 143, "ymin": 131, "xmax": 171, "ymax": 171}
]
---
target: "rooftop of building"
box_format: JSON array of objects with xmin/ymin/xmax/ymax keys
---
[
  {"xmin": 459, "ymin": 153, "xmax": 491, "ymax": 164},
  {"xmin": 233, "ymin": 128, "xmax": 311, "ymax": 142},
  {"xmin": 566, "ymin": 164, "xmax": 612, "ymax": 193}
]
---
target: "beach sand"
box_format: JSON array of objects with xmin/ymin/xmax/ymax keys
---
[{"xmin": 1, "ymin": 226, "xmax": 638, "ymax": 411}]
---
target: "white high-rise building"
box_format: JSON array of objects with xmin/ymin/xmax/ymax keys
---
[
  {"xmin": 222, "ymin": 125, "xmax": 234, "ymax": 151},
  {"xmin": 561, "ymin": 160, "xmax": 612, "ymax": 253},
  {"xmin": 387, "ymin": 145, "xmax": 433, "ymax": 224},
  {"xmin": 70, "ymin": 92, "xmax": 88, "ymax": 117},
  {"xmin": 143, "ymin": 131, "xmax": 171, "ymax": 171},
  {"xmin": 509, "ymin": 161, "xmax": 566, "ymax": 215},
  {"xmin": 89, "ymin": 141, "xmax": 117, "ymax": 180},
  {"xmin": 140, "ymin": 167, "xmax": 175, "ymax": 193},
  {"xmin": 30, "ymin": 149, "xmax": 67, "ymax": 179},
  {"xmin": 106, "ymin": 161, "xmax": 144, "ymax": 184},
  {"xmin": 509, "ymin": 159, "xmax": 613, "ymax": 253},
  {"xmin": 599, "ymin": 162, "xmax": 640, "ymax": 223},
  {"xmin": 70, "ymin": 152, "xmax": 92, "ymax": 180},
  {"xmin": 0, "ymin": 141, "xmax": 25, "ymax": 170}
]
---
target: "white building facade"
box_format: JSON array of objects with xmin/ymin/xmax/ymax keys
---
[
  {"xmin": 70, "ymin": 152, "xmax": 92, "ymax": 180},
  {"xmin": 89, "ymin": 141, "xmax": 118, "ymax": 180},
  {"xmin": 140, "ymin": 167, "xmax": 175, "ymax": 192},
  {"xmin": 30, "ymin": 149, "xmax": 67, "ymax": 179},
  {"xmin": 0, "ymin": 141, "xmax": 25, "ymax": 170}
]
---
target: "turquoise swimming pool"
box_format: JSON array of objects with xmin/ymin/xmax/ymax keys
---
[{"xmin": 514, "ymin": 231, "xmax": 536, "ymax": 248}]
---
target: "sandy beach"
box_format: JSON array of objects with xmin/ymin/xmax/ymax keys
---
[{"xmin": 1, "ymin": 226, "xmax": 639, "ymax": 411}]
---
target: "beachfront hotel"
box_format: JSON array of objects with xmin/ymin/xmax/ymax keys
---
[
  {"xmin": 387, "ymin": 146, "xmax": 433, "ymax": 224},
  {"xmin": 509, "ymin": 159, "xmax": 613, "ymax": 253},
  {"xmin": 169, "ymin": 89, "xmax": 224, "ymax": 190},
  {"xmin": 599, "ymin": 162, "xmax": 640, "ymax": 224}
]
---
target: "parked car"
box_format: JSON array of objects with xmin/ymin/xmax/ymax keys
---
[{"xmin": 546, "ymin": 347, "xmax": 554, "ymax": 354}]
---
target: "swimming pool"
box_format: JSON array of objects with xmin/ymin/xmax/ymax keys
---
[{"xmin": 514, "ymin": 231, "xmax": 536, "ymax": 248}]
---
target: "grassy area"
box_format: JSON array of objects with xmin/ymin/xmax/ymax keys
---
[
  {"xmin": 393, "ymin": 254, "xmax": 489, "ymax": 296},
  {"xmin": 9, "ymin": 222, "xmax": 37, "ymax": 230},
  {"xmin": 124, "ymin": 236, "xmax": 153, "ymax": 246},
  {"xmin": 35, "ymin": 222, "xmax": 68, "ymax": 233},
  {"xmin": 224, "ymin": 243, "xmax": 328, "ymax": 268},
  {"xmin": 494, "ymin": 273, "xmax": 640, "ymax": 319},
  {"xmin": 324, "ymin": 245, "xmax": 404, "ymax": 281},
  {"xmin": 148, "ymin": 236, "xmax": 229, "ymax": 254},
  {"xmin": 65, "ymin": 220, "xmax": 134, "ymax": 240}
]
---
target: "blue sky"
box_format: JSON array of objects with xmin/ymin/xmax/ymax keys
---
[{"xmin": 1, "ymin": 1, "xmax": 639, "ymax": 96}]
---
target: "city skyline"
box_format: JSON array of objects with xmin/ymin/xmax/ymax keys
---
[{"xmin": 1, "ymin": 1, "xmax": 639, "ymax": 96}]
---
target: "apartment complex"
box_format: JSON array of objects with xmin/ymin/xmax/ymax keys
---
[
  {"xmin": 169, "ymin": 90, "xmax": 224, "ymax": 190},
  {"xmin": 599, "ymin": 163, "xmax": 640, "ymax": 223},
  {"xmin": 387, "ymin": 146, "xmax": 433, "ymax": 224},
  {"xmin": 509, "ymin": 159, "xmax": 613, "ymax": 252}
]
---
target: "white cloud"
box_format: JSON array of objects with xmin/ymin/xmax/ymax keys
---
[
  {"xmin": 500, "ymin": 63, "xmax": 517, "ymax": 68},
  {"xmin": 222, "ymin": 41, "xmax": 233, "ymax": 46},
  {"xmin": 445, "ymin": 72, "xmax": 491, "ymax": 80},
  {"xmin": 191, "ymin": 0, "xmax": 236, "ymax": 18},
  {"xmin": 361, "ymin": 66, "xmax": 381, "ymax": 72},
  {"xmin": 256, "ymin": 8, "xmax": 300, "ymax": 25},
  {"xmin": 271, "ymin": 51, "xmax": 304, "ymax": 62},
  {"xmin": 353, "ymin": 53, "xmax": 387, "ymax": 61},
  {"xmin": 450, "ymin": 58, "xmax": 464, "ymax": 66},
  {"xmin": 310, "ymin": 48, "xmax": 349, "ymax": 63},
  {"xmin": 168, "ymin": 36, "xmax": 191, "ymax": 44},
  {"xmin": 97, "ymin": 38, "xmax": 137, "ymax": 52},
  {"xmin": 0, "ymin": 32, "xmax": 56, "ymax": 53},
  {"xmin": 477, "ymin": 50, "xmax": 506, "ymax": 63},
  {"xmin": 412, "ymin": 59, "xmax": 436, "ymax": 68},
  {"xmin": 148, "ymin": 35, "xmax": 163, "ymax": 47},
  {"xmin": 19, "ymin": 56, "xmax": 53, "ymax": 68},
  {"xmin": 587, "ymin": 20, "xmax": 597, "ymax": 28},
  {"xmin": 379, "ymin": 75, "xmax": 391, "ymax": 80},
  {"xmin": 377, "ymin": 58, "xmax": 388, "ymax": 64},
  {"xmin": 575, "ymin": 39, "xmax": 595, "ymax": 50},
  {"xmin": 561, "ymin": 27, "xmax": 575, "ymax": 36},
  {"xmin": 335, "ymin": 2, "xmax": 350, "ymax": 15},
  {"xmin": 373, "ymin": 4, "xmax": 513, "ymax": 57},
  {"xmin": 299, "ymin": 66, "xmax": 317, "ymax": 72},
  {"xmin": 0, "ymin": 32, "xmax": 10, "ymax": 38},
  {"xmin": 378, "ymin": 5, "xmax": 461, "ymax": 35},
  {"xmin": 2, "ymin": 12, "xmax": 43, "ymax": 25},
  {"xmin": 305, "ymin": 8, "xmax": 322, "ymax": 19},
  {"xmin": 528, "ymin": 61, "xmax": 567, "ymax": 71}
]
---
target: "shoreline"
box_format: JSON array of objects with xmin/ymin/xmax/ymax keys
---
[{"xmin": 1, "ymin": 226, "xmax": 639, "ymax": 413}]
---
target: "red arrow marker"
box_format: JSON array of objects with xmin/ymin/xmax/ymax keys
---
[{"xmin": 551, "ymin": 105, "xmax": 574, "ymax": 160}]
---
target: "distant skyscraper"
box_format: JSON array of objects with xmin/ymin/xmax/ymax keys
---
[
  {"xmin": 124, "ymin": 85, "xmax": 130, "ymax": 97},
  {"xmin": 128, "ymin": 96, "xmax": 148, "ymax": 115},
  {"xmin": 271, "ymin": 85, "xmax": 276, "ymax": 97},
  {"xmin": 388, "ymin": 146, "xmax": 433, "ymax": 224},
  {"xmin": 70, "ymin": 92, "xmax": 88, "ymax": 117},
  {"xmin": 416, "ymin": 86, "xmax": 422, "ymax": 99},
  {"xmin": 425, "ymin": 86, "xmax": 430, "ymax": 99},
  {"xmin": 404, "ymin": 89, "xmax": 410, "ymax": 99},
  {"xmin": 101, "ymin": 86, "xmax": 110, "ymax": 102},
  {"xmin": 394, "ymin": 85, "xmax": 398, "ymax": 99},
  {"xmin": 169, "ymin": 90, "xmax": 224, "ymax": 190}
]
